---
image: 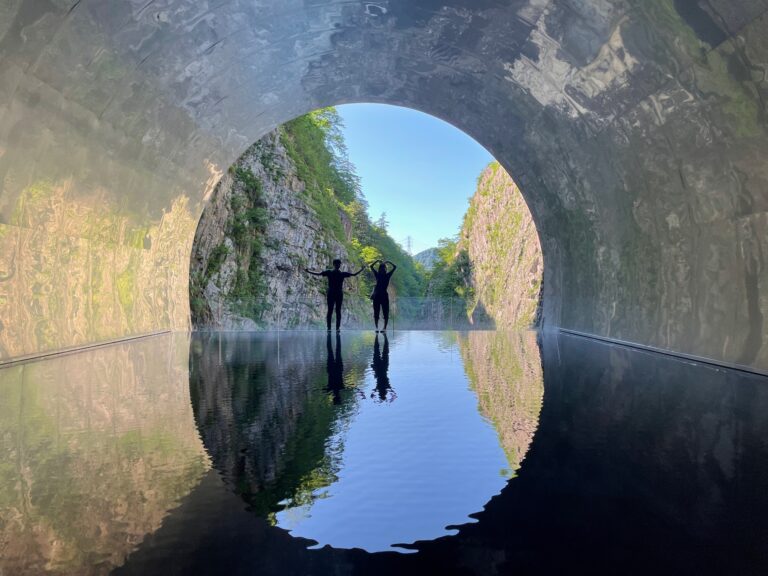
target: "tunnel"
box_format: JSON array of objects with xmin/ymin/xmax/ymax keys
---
[{"xmin": 0, "ymin": 0, "xmax": 767, "ymax": 372}]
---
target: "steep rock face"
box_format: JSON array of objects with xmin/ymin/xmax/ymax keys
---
[
  {"xmin": 190, "ymin": 131, "xmax": 358, "ymax": 328},
  {"xmin": 461, "ymin": 163, "xmax": 543, "ymax": 329}
]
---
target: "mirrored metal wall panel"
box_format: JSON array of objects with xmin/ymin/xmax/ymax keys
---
[{"xmin": 0, "ymin": 1, "xmax": 766, "ymax": 368}]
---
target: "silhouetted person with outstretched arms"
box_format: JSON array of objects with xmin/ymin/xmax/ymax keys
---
[
  {"xmin": 326, "ymin": 332, "xmax": 344, "ymax": 405},
  {"xmin": 305, "ymin": 259, "xmax": 364, "ymax": 331},
  {"xmin": 370, "ymin": 259, "xmax": 397, "ymax": 332},
  {"xmin": 371, "ymin": 332, "xmax": 395, "ymax": 403}
]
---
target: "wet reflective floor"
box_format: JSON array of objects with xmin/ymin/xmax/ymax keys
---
[{"xmin": 1, "ymin": 330, "xmax": 768, "ymax": 575}]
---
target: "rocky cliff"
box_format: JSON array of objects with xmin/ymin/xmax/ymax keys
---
[
  {"xmin": 190, "ymin": 130, "xmax": 359, "ymax": 329},
  {"xmin": 461, "ymin": 163, "xmax": 543, "ymax": 329},
  {"xmin": 414, "ymin": 248, "xmax": 439, "ymax": 271}
]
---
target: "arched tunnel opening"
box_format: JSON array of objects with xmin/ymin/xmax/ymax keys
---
[
  {"xmin": 1, "ymin": 1, "xmax": 768, "ymax": 574},
  {"xmin": 188, "ymin": 103, "xmax": 544, "ymax": 332},
  {"xmin": 0, "ymin": 0, "xmax": 765, "ymax": 370},
  {"xmin": 182, "ymin": 104, "xmax": 546, "ymax": 551}
]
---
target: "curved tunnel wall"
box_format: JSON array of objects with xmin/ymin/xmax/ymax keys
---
[{"xmin": 0, "ymin": 0, "xmax": 766, "ymax": 370}]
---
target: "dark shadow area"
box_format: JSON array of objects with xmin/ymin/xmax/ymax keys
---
[
  {"xmin": 113, "ymin": 330, "xmax": 768, "ymax": 575},
  {"xmin": 325, "ymin": 331, "xmax": 345, "ymax": 404},
  {"xmin": 371, "ymin": 333, "xmax": 395, "ymax": 403}
]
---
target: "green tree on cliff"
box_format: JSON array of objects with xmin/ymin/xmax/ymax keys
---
[
  {"xmin": 426, "ymin": 236, "xmax": 473, "ymax": 300},
  {"xmin": 281, "ymin": 108, "xmax": 424, "ymax": 298}
]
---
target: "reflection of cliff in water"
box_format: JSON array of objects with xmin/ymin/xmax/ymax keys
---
[
  {"xmin": 189, "ymin": 332, "xmax": 369, "ymax": 519},
  {"xmin": 73, "ymin": 332, "xmax": 768, "ymax": 575},
  {"xmin": 0, "ymin": 334, "xmax": 209, "ymax": 576},
  {"xmin": 190, "ymin": 330, "xmax": 543, "ymax": 528},
  {"xmin": 458, "ymin": 331, "xmax": 543, "ymax": 473}
]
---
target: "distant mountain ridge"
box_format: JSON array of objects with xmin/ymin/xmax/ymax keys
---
[{"xmin": 414, "ymin": 247, "xmax": 439, "ymax": 271}]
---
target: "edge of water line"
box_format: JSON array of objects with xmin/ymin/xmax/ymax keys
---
[
  {"xmin": 0, "ymin": 330, "xmax": 175, "ymax": 370},
  {"xmin": 557, "ymin": 328, "xmax": 768, "ymax": 379}
]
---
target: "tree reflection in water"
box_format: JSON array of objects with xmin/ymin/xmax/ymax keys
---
[
  {"xmin": 190, "ymin": 332, "xmax": 368, "ymax": 522},
  {"xmin": 9, "ymin": 330, "xmax": 761, "ymax": 575},
  {"xmin": 189, "ymin": 330, "xmax": 541, "ymax": 552}
]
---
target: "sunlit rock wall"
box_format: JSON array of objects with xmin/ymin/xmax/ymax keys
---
[
  {"xmin": 189, "ymin": 130, "xmax": 358, "ymax": 329},
  {"xmin": 1, "ymin": 1, "xmax": 767, "ymax": 370},
  {"xmin": 461, "ymin": 162, "xmax": 543, "ymax": 328}
]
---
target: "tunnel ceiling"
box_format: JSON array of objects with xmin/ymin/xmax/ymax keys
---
[{"xmin": 0, "ymin": 0, "xmax": 767, "ymax": 371}]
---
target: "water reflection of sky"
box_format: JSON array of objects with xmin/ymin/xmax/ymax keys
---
[
  {"xmin": 274, "ymin": 332, "xmax": 512, "ymax": 552},
  {"xmin": 0, "ymin": 329, "xmax": 544, "ymax": 574},
  {"xmin": 6, "ymin": 330, "xmax": 766, "ymax": 575}
]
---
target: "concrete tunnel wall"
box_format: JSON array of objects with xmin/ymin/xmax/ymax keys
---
[{"xmin": 0, "ymin": 0, "xmax": 766, "ymax": 370}]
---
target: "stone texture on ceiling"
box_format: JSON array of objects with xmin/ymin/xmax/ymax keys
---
[{"xmin": 0, "ymin": 0, "xmax": 766, "ymax": 370}]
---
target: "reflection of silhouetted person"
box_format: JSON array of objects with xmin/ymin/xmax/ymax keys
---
[
  {"xmin": 371, "ymin": 332, "xmax": 396, "ymax": 403},
  {"xmin": 370, "ymin": 259, "xmax": 397, "ymax": 332},
  {"xmin": 326, "ymin": 332, "xmax": 344, "ymax": 405},
  {"xmin": 305, "ymin": 259, "xmax": 364, "ymax": 331}
]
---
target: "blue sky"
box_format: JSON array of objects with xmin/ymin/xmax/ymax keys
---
[{"xmin": 337, "ymin": 104, "xmax": 493, "ymax": 255}]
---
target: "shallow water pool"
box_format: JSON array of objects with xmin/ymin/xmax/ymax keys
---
[
  {"xmin": 2, "ymin": 329, "xmax": 768, "ymax": 575},
  {"xmin": 191, "ymin": 331, "xmax": 540, "ymax": 552}
]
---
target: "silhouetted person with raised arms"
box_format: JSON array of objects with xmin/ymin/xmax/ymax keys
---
[
  {"xmin": 305, "ymin": 259, "xmax": 364, "ymax": 331},
  {"xmin": 371, "ymin": 332, "xmax": 395, "ymax": 403},
  {"xmin": 325, "ymin": 331, "xmax": 345, "ymax": 405},
  {"xmin": 370, "ymin": 259, "xmax": 397, "ymax": 332}
]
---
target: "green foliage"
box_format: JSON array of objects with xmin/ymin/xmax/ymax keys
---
[
  {"xmin": 280, "ymin": 109, "xmax": 425, "ymax": 298},
  {"xmin": 206, "ymin": 244, "xmax": 229, "ymax": 279},
  {"xmin": 230, "ymin": 167, "xmax": 268, "ymax": 248},
  {"xmin": 280, "ymin": 113, "xmax": 352, "ymax": 243},
  {"xmin": 426, "ymin": 237, "xmax": 474, "ymax": 310},
  {"xmin": 189, "ymin": 289, "xmax": 208, "ymax": 321},
  {"xmin": 234, "ymin": 165, "xmax": 262, "ymax": 194},
  {"xmin": 281, "ymin": 108, "xmax": 361, "ymax": 206},
  {"xmin": 260, "ymin": 147, "xmax": 285, "ymax": 180},
  {"xmin": 374, "ymin": 212, "xmax": 389, "ymax": 231},
  {"xmin": 189, "ymin": 241, "xmax": 230, "ymax": 322},
  {"xmin": 227, "ymin": 167, "xmax": 270, "ymax": 319},
  {"xmin": 344, "ymin": 200, "xmax": 424, "ymax": 298},
  {"xmin": 356, "ymin": 242, "xmax": 383, "ymax": 265}
]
